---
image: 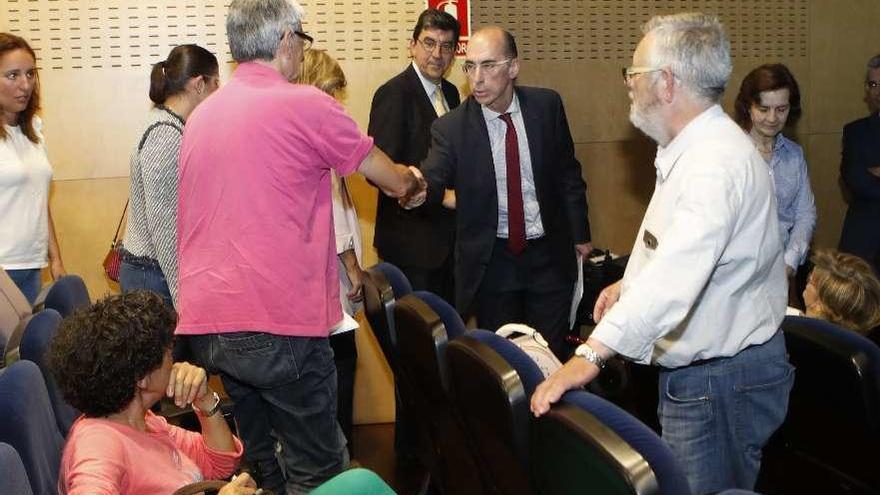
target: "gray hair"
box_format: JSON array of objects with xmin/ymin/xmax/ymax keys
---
[
  {"xmin": 227, "ymin": 0, "xmax": 305, "ymax": 62},
  {"xmin": 642, "ymin": 12, "xmax": 732, "ymax": 103},
  {"xmin": 866, "ymin": 54, "xmax": 880, "ymax": 81}
]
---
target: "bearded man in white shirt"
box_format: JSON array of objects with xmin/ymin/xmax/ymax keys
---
[{"xmin": 531, "ymin": 12, "xmax": 793, "ymax": 495}]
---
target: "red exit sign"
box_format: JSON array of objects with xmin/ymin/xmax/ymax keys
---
[{"xmin": 426, "ymin": 0, "xmax": 471, "ymax": 56}]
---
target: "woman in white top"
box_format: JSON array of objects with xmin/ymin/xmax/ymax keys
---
[{"xmin": 0, "ymin": 33, "xmax": 65, "ymax": 303}]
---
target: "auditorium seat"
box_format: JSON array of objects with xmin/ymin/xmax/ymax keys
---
[
  {"xmin": 38, "ymin": 274, "xmax": 90, "ymax": 318},
  {"xmin": 393, "ymin": 292, "xmax": 487, "ymax": 494},
  {"xmin": 0, "ymin": 442, "xmax": 34, "ymax": 495},
  {"xmin": 530, "ymin": 389, "xmax": 691, "ymax": 495},
  {"xmin": 446, "ymin": 329, "xmax": 544, "ymax": 495},
  {"xmin": 0, "ymin": 270, "xmax": 33, "ymax": 365},
  {"xmin": 363, "ymin": 262, "xmax": 412, "ymax": 362},
  {"xmin": 19, "ymin": 308, "xmax": 80, "ymax": 436},
  {"xmin": 0, "ymin": 360, "xmax": 64, "ymax": 495},
  {"xmin": 759, "ymin": 316, "xmax": 880, "ymax": 494},
  {"xmin": 362, "ymin": 262, "xmax": 421, "ymax": 477}
]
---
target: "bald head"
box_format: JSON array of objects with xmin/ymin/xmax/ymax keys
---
[
  {"xmin": 471, "ymin": 26, "xmax": 518, "ymax": 59},
  {"xmin": 465, "ymin": 26, "xmax": 520, "ymax": 113}
]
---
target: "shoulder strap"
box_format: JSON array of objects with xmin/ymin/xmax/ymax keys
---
[
  {"xmin": 138, "ymin": 120, "xmax": 183, "ymax": 152},
  {"xmin": 116, "ymin": 118, "xmax": 183, "ymax": 244},
  {"xmin": 111, "ymin": 199, "xmax": 128, "ymax": 244}
]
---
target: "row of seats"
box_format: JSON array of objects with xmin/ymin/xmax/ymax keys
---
[
  {"xmin": 361, "ymin": 262, "xmax": 692, "ymax": 495},
  {"xmin": 361, "ymin": 261, "xmax": 880, "ymax": 495},
  {"xmin": 1, "ymin": 271, "xmax": 91, "ymax": 365},
  {"xmin": 0, "ymin": 273, "xmax": 91, "ymax": 494}
]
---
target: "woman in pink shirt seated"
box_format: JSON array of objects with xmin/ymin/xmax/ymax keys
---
[{"xmin": 50, "ymin": 291, "xmax": 255, "ymax": 494}]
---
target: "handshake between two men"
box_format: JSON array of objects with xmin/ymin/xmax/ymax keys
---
[{"xmin": 358, "ymin": 145, "xmax": 449, "ymax": 210}]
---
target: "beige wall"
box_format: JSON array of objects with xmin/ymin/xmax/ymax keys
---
[{"xmin": 6, "ymin": 1, "xmax": 880, "ymax": 423}]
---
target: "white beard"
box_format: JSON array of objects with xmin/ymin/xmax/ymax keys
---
[{"xmin": 629, "ymin": 97, "xmax": 670, "ymax": 146}]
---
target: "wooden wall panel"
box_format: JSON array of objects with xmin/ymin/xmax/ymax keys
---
[
  {"xmin": 808, "ymin": 0, "xmax": 880, "ymax": 135},
  {"xmin": 472, "ymin": 0, "xmax": 808, "ymax": 61},
  {"xmin": 805, "ymin": 133, "xmax": 848, "ymax": 250}
]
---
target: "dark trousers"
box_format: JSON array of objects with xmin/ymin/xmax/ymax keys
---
[
  {"xmin": 396, "ymin": 254, "xmax": 455, "ymax": 305},
  {"xmin": 473, "ymin": 237, "xmax": 574, "ymax": 358},
  {"xmin": 186, "ymin": 333, "xmax": 348, "ymax": 495},
  {"xmin": 329, "ymin": 331, "xmax": 357, "ymax": 456}
]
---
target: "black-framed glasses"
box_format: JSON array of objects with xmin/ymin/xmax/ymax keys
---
[
  {"xmin": 293, "ymin": 30, "xmax": 313, "ymax": 51},
  {"xmin": 462, "ymin": 59, "xmax": 512, "ymax": 76},
  {"xmin": 416, "ymin": 37, "xmax": 456, "ymax": 55}
]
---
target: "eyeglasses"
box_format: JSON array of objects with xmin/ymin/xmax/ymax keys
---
[
  {"xmin": 416, "ymin": 37, "xmax": 456, "ymax": 55},
  {"xmin": 462, "ymin": 59, "xmax": 513, "ymax": 76},
  {"xmin": 866, "ymin": 80, "xmax": 880, "ymax": 90},
  {"xmin": 622, "ymin": 66, "xmax": 663, "ymax": 83},
  {"xmin": 293, "ymin": 30, "xmax": 313, "ymax": 51}
]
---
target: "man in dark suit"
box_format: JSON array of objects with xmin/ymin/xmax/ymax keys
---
[
  {"xmin": 839, "ymin": 53, "xmax": 880, "ymax": 274},
  {"xmin": 368, "ymin": 9, "xmax": 460, "ymax": 303},
  {"xmin": 413, "ymin": 26, "xmax": 592, "ymax": 356}
]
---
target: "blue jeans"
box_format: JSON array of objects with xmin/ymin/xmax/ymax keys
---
[
  {"xmin": 119, "ymin": 258, "xmax": 173, "ymax": 308},
  {"xmin": 6, "ymin": 268, "xmax": 41, "ymax": 305},
  {"xmin": 186, "ymin": 332, "xmax": 348, "ymax": 495},
  {"xmin": 658, "ymin": 331, "xmax": 794, "ymax": 495}
]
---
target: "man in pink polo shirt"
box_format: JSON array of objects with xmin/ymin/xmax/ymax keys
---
[{"xmin": 176, "ymin": 1, "xmax": 421, "ymax": 493}]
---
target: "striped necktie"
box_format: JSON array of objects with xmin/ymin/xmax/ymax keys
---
[{"xmin": 433, "ymin": 85, "xmax": 447, "ymax": 117}]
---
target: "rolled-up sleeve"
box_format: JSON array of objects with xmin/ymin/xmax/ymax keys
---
[{"xmin": 590, "ymin": 165, "xmax": 738, "ymax": 363}]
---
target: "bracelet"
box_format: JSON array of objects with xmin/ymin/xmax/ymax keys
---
[{"xmin": 192, "ymin": 391, "xmax": 221, "ymax": 418}]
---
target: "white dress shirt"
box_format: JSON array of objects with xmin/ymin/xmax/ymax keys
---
[
  {"xmin": 590, "ymin": 105, "xmax": 787, "ymax": 368},
  {"xmin": 481, "ymin": 94, "xmax": 545, "ymax": 239},
  {"xmin": 412, "ymin": 62, "xmax": 448, "ymax": 117}
]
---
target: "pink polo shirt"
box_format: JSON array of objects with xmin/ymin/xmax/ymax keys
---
[{"xmin": 176, "ymin": 62, "xmax": 373, "ymax": 337}]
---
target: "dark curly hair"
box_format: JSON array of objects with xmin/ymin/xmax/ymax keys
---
[
  {"xmin": 48, "ymin": 291, "xmax": 176, "ymax": 417},
  {"xmin": 734, "ymin": 63, "xmax": 802, "ymax": 132}
]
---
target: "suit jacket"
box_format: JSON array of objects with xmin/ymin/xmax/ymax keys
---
[
  {"xmin": 839, "ymin": 113, "xmax": 880, "ymax": 265},
  {"xmin": 421, "ymin": 86, "xmax": 591, "ymax": 312},
  {"xmin": 368, "ymin": 64, "xmax": 460, "ymax": 268}
]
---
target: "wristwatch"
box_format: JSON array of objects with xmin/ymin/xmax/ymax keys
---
[
  {"xmin": 574, "ymin": 343, "xmax": 607, "ymax": 370},
  {"xmin": 192, "ymin": 391, "xmax": 222, "ymax": 418}
]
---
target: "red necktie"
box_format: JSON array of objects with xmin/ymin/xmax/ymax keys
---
[{"xmin": 500, "ymin": 113, "xmax": 526, "ymax": 255}]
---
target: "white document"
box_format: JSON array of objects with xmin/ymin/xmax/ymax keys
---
[
  {"xmin": 329, "ymin": 311, "xmax": 360, "ymax": 335},
  {"xmin": 569, "ymin": 254, "xmax": 584, "ymax": 329}
]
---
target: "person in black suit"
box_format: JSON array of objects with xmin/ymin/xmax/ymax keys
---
[
  {"xmin": 839, "ymin": 54, "xmax": 880, "ymax": 274},
  {"xmin": 413, "ymin": 26, "xmax": 592, "ymax": 356},
  {"xmin": 368, "ymin": 9, "xmax": 460, "ymax": 303}
]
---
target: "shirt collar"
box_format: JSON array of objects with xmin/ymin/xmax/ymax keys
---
[
  {"xmin": 655, "ymin": 104, "xmax": 724, "ymax": 181},
  {"xmin": 412, "ymin": 62, "xmax": 442, "ymax": 99},
  {"xmin": 234, "ymin": 61, "xmax": 289, "ymax": 84},
  {"xmin": 774, "ymin": 133, "xmax": 793, "ymax": 153},
  {"xmin": 481, "ymin": 92, "xmax": 521, "ymax": 122}
]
